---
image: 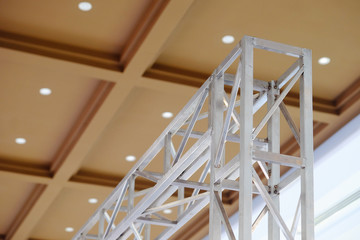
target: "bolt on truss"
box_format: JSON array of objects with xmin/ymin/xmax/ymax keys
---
[{"xmin": 73, "ymin": 36, "xmax": 314, "ymax": 240}]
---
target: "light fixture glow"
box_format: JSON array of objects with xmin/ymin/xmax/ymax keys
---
[
  {"xmin": 163, "ymin": 209, "xmax": 172, "ymax": 214},
  {"xmin": 222, "ymin": 35, "xmax": 235, "ymax": 44},
  {"xmin": 15, "ymin": 138, "xmax": 26, "ymax": 144},
  {"xmin": 318, "ymin": 57, "xmax": 331, "ymax": 65},
  {"xmin": 125, "ymin": 155, "xmax": 136, "ymax": 162},
  {"xmin": 65, "ymin": 227, "xmax": 74, "ymax": 232},
  {"xmin": 78, "ymin": 2, "xmax": 92, "ymax": 11},
  {"xmin": 162, "ymin": 112, "xmax": 173, "ymax": 119},
  {"xmin": 88, "ymin": 198, "xmax": 98, "ymax": 204},
  {"xmin": 39, "ymin": 88, "xmax": 52, "ymax": 95}
]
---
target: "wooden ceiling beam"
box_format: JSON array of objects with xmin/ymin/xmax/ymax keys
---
[
  {"xmin": 5, "ymin": 185, "xmax": 47, "ymax": 240},
  {"xmin": 0, "ymin": 160, "xmax": 51, "ymax": 185},
  {"xmin": 119, "ymin": 0, "xmax": 170, "ymax": 69},
  {"xmin": 49, "ymin": 81, "xmax": 114, "ymax": 174},
  {"xmin": 123, "ymin": 0, "xmax": 197, "ymax": 76},
  {"xmin": 0, "ymin": 31, "xmax": 123, "ymax": 83}
]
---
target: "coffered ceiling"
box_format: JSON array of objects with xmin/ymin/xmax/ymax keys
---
[{"xmin": 0, "ymin": 0, "xmax": 359, "ymax": 239}]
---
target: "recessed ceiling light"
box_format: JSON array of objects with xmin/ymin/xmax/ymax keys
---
[
  {"xmin": 163, "ymin": 209, "xmax": 172, "ymax": 214},
  {"xmin": 318, "ymin": 57, "xmax": 331, "ymax": 65},
  {"xmin": 65, "ymin": 227, "xmax": 74, "ymax": 232},
  {"xmin": 222, "ymin": 35, "xmax": 235, "ymax": 44},
  {"xmin": 15, "ymin": 138, "xmax": 26, "ymax": 144},
  {"xmin": 125, "ymin": 155, "xmax": 136, "ymax": 162},
  {"xmin": 78, "ymin": 2, "xmax": 92, "ymax": 11},
  {"xmin": 39, "ymin": 88, "xmax": 52, "ymax": 95},
  {"xmin": 162, "ymin": 112, "xmax": 173, "ymax": 119},
  {"xmin": 88, "ymin": 198, "xmax": 98, "ymax": 204}
]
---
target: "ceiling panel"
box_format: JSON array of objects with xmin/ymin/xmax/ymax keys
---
[{"xmin": 0, "ymin": 59, "xmax": 99, "ymax": 165}]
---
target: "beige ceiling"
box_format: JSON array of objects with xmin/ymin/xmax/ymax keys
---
[{"xmin": 0, "ymin": 0, "xmax": 359, "ymax": 240}]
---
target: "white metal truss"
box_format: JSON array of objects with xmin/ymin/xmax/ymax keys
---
[{"xmin": 73, "ymin": 36, "xmax": 314, "ymax": 240}]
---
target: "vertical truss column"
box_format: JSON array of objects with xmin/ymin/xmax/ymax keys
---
[
  {"xmin": 239, "ymin": 36, "xmax": 254, "ymax": 240},
  {"xmin": 268, "ymin": 80, "xmax": 280, "ymax": 239},
  {"xmin": 144, "ymin": 223, "xmax": 151, "ymax": 240},
  {"xmin": 164, "ymin": 132, "xmax": 172, "ymax": 173},
  {"xmin": 300, "ymin": 49, "xmax": 314, "ymax": 240},
  {"xmin": 209, "ymin": 74, "xmax": 224, "ymax": 240}
]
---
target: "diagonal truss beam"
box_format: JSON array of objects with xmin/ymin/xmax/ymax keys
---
[{"xmin": 73, "ymin": 36, "xmax": 314, "ymax": 240}]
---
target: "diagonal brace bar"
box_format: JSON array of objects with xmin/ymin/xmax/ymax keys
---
[
  {"xmin": 214, "ymin": 191, "xmax": 236, "ymax": 240},
  {"xmin": 279, "ymin": 102, "xmax": 300, "ymax": 145},
  {"xmin": 214, "ymin": 62, "xmax": 242, "ymax": 167},
  {"xmin": 173, "ymin": 89, "xmax": 209, "ymax": 165},
  {"xmin": 252, "ymin": 167, "xmax": 293, "ymax": 240},
  {"xmin": 252, "ymin": 66, "xmax": 304, "ymax": 139}
]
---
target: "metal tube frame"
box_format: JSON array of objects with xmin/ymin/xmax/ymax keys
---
[{"xmin": 73, "ymin": 36, "xmax": 314, "ymax": 240}]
